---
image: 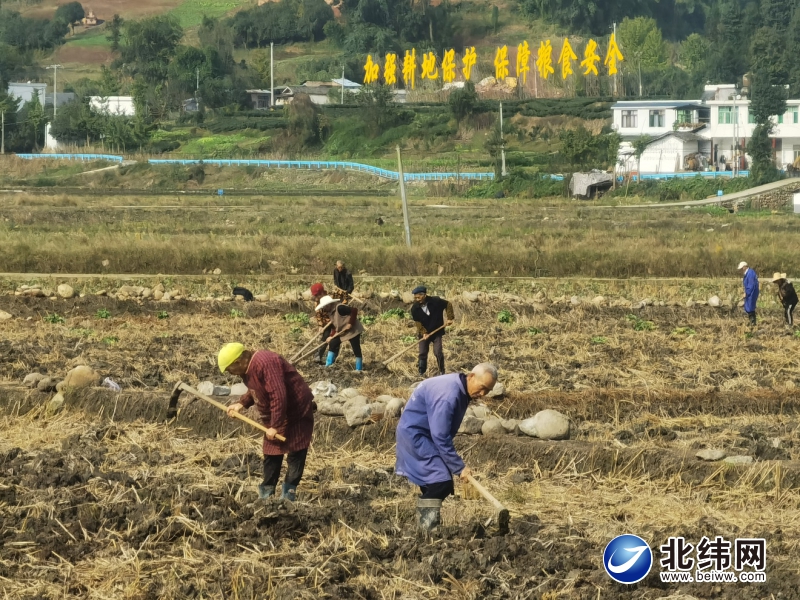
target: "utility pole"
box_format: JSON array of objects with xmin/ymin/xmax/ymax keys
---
[
  {"xmin": 612, "ymin": 23, "xmax": 617, "ymax": 97},
  {"xmin": 733, "ymin": 89, "xmax": 739, "ymax": 177},
  {"xmin": 396, "ymin": 145, "xmax": 412, "ymax": 248},
  {"xmin": 270, "ymin": 42, "xmax": 274, "ymax": 108},
  {"xmin": 341, "ymin": 66, "xmax": 345, "ymax": 104},
  {"xmin": 196, "ymin": 67, "xmax": 200, "ymax": 96},
  {"xmin": 1, "ymin": 111, "xmax": 5, "ymax": 155},
  {"xmin": 500, "ymin": 102, "xmax": 507, "ymax": 177},
  {"xmin": 46, "ymin": 64, "xmax": 62, "ymax": 119}
]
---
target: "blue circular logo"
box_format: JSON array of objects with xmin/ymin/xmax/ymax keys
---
[{"xmin": 603, "ymin": 534, "xmax": 652, "ymax": 584}]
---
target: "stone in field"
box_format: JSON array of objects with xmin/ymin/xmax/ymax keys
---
[
  {"xmin": 153, "ymin": 290, "xmax": 164, "ymax": 301},
  {"xmin": 344, "ymin": 402, "xmax": 375, "ymax": 427},
  {"xmin": 708, "ymin": 295, "xmax": 721, "ymax": 308},
  {"xmin": 0, "ymin": 310, "xmax": 12, "ymax": 321},
  {"xmin": 696, "ymin": 449, "xmax": 727, "ymax": 461},
  {"xmin": 591, "ymin": 295, "xmax": 605, "ymax": 306},
  {"xmin": 317, "ymin": 401, "xmax": 345, "ymax": 416},
  {"xmin": 230, "ymin": 383, "xmax": 248, "ymax": 396},
  {"xmin": 23, "ymin": 373, "xmax": 45, "ymax": 387},
  {"xmin": 462, "ymin": 291, "xmax": 480, "ymax": 302},
  {"xmin": 141, "ymin": 288, "xmax": 152, "ymax": 299},
  {"xmin": 213, "ymin": 268, "xmax": 222, "ymax": 275},
  {"xmin": 519, "ymin": 409, "xmax": 570, "ymax": 440},
  {"xmin": 37, "ymin": 377, "xmax": 57, "ymax": 392},
  {"xmin": 458, "ymin": 416, "xmax": 484, "ymax": 434},
  {"xmin": 57, "ymin": 284, "xmax": 74, "ymax": 299},
  {"xmin": 384, "ymin": 397, "xmax": 405, "ymax": 418},
  {"xmin": 57, "ymin": 366, "xmax": 100, "ymax": 392},
  {"xmin": 501, "ymin": 419, "xmax": 519, "ymax": 433},
  {"xmin": 402, "ymin": 291, "xmax": 414, "ymax": 304},
  {"xmin": 197, "ymin": 381, "xmax": 230, "ymax": 396},
  {"xmin": 723, "ymin": 455, "xmax": 754, "ymax": 465},
  {"xmin": 468, "ymin": 405, "xmax": 491, "ymax": 419},
  {"xmin": 46, "ymin": 393, "xmax": 65, "ymax": 415},
  {"xmin": 339, "ymin": 388, "xmax": 361, "ymax": 399},
  {"xmin": 487, "ymin": 382, "xmax": 505, "ymax": 398},
  {"xmin": 481, "ymin": 418, "xmax": 506, "ymax": 436}
]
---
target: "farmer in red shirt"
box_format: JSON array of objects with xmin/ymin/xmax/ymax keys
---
[{"xmin": 220, "ymin": 343, "xmax": 314, "ymax": 501}]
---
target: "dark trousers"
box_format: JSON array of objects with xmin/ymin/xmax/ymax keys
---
[
  {"xmin": 746, "ymin": 311, "xmax": 757, "ymax": 325},
  {"xmin": 785, "ymin": 304, "xmax": 796, "ymax": 326},
  {"xmin": 418, "ymin": 334, "xmax": 444, "ymax": 375},
  {"xmin": 419, "ymin": 479, "xmax": 454, "ymax": 500},
  {"xmin": 262, "ymin": 448, "xmax": 308, "ymax": 487},
  {"xmin": 329, "ymin": 334, "xmax": 362, "ymax": 358}
]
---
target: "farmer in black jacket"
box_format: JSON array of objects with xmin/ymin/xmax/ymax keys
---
[
  {"xmin": 410, "ymin": 286, "xmax": 454, "ymax": 377},
  {"xmin": 333, "ymin": 261, "xmax": 355, "ymax": 294},
  {"xmin": 772, "ymin": 273, "xmax": 798, "ymax": 327}
]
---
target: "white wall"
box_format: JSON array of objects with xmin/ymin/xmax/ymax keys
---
[
  {"xmin": 89, "ymin": 96, "xmax": 136, "ymax": 116},
  {"xmin": 613, "ymin": 106, "xmax": 698, "ymax": 137}
]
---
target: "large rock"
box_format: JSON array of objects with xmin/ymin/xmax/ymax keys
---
[
  {"xmin": 23, "ymin": 373, "xmax": 45, "ymax": 388},
  {"xmin": 696, "ymin": 449, "xmax": 727, "ymax": 461},
  {"xmin": 487, "ymin": 382, "xmax": 505, "ymax": 398},
  {"xmin": 345, "ymin": 402, "xmax": 375, "ymax": 427},
  {"xmin": 462, "ymin": 291, "xmax": 480, "ymax": 303},
  {"xmin": 468, "ymin": 405, "xmax": 491, "ymax": 419},
  {"xmin": 723, "ymin": 455, "xmax": 754, "ymax": 465},
  {"xmin": 197, "ymin": 381, "xmax": 231, "ymax": 396},
  {"xmin": 318, "ymin": 401, "xmax": 345, "ymax": 416},
  {"xmin": 37, "ymin": 377, "xmax": 57, "ymax": 392},
  {"xmin": 708, "ymin": 295, "xmax": 721, "ymax": 308},
  {"xmin": 385, "ymin": 397, "xmax": 406, "ymax": 418},
  {"xmin": 230, "ymin": 383, "xmax": 248, "ymax": 396},
  {"xmin": 0, "ymin": 310, "xmax": 12, "ymax": 321},
  {"xmin": 344, "ymin": 395, "xmax": 369, "ymax": 409},
  {"xmin": 458, "ymin": 416, "xmax": 484, "ymax": 434},
  {"xmin": 481, "ymin": 418, "xmax": 506, "ymax": 436},
  {"xmin": 519, "ymin": 409, "xmax": 570, "ymax": 440},
  {"xmin": 57, "ymin": 366, "xmax": 100, "ymax": 393},
  {"xmin": 500, "ymin": 418, "xmax": 520, "ymax": 433},
  {"xmin": 118, "ymin": 285, "xmax": 144, "ymax": 297},
  {"xmin": 153, "ymin": 289, "xmax": 164, "ymax": 301},
  {"xmin": 46, "ymin": 393, "xmax": 65, "ymax": 415},
  {"xmin": 57, "ymin": 284, "xmax": 75, "ymax": 299},
  {"xmin": 141, "ymin": 288, "xmax": 152, "ymax": 299},
  {"xmin": 339, "ymin": 388, "xmax": 361, "ymax": 399}
]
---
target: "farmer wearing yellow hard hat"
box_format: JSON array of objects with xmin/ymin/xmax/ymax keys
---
[{"xmin": 218, "ymin": 343, "xmax": 315, "ymax": 502}]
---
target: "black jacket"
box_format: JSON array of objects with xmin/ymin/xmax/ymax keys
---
[
  {"xmin": 333, "ymin": 268, "xmax": 354, "ymax": 293},
  {"xmin": 411, "ymin": 296, "xmax": 454, "ymax": 338},
  {"xmin": 778, "ymin": 281, "xmax": 799, "ymax": 308}
]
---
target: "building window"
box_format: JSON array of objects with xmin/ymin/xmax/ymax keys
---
[
  {"xmin": 718, "ymin": 106, "xmax": 733, "ymax": 124},
  {"xmin": 621, "ymin": 110, "xmax": 637, "ymax": 128},
  {"xmin": 676, "ymin": 109, "xmax": 692, "ymax": 125},
  {"xmin": 778, "ymin": 113, "xmax": 784, "ymax": 124},
  {"xmin": 792, "ymin": 107, "xmax": 799, "ymax": 124},
  {"xmin": 794, "ymin": 145, "xmax": 800, "ymax": 160},
  {"xmin": 748, "ymin": 111, "xmax": 756, "ymax": 124},
  {"xmin": 649, "ymin": 110, "xmax": 665, "ymax": 128}
]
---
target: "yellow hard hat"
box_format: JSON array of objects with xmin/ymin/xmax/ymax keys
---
[{"xmin": 218, "ymin": 343, "xmax": 244, "ymax": 374}]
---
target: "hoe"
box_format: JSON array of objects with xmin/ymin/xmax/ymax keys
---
[{"xmin": 166, "ymin": 381, "xmax": 286, "ymax": 442}]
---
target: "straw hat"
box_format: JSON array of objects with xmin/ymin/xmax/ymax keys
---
[
  {"xmin": 315, "ymin": 295, "xmax": 340, "ymax": 311},
  {"xmin": 772, "ymin": 272, "xmax": 787, "ymax": 282}
]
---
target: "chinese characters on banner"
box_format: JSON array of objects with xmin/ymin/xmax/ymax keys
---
[{"xmin": 362, "ymin": 38, "xmax": 624, "ymax": 86}]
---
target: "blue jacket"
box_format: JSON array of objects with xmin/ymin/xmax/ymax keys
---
[
  {"xmin": 743, "ymin": 268, "xmax": 759, "ymax": 313},
  {"xmin": 395, "ymin": 373, "xmax": 470, "ymax": 486}
]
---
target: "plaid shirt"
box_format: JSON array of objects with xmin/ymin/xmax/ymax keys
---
[
  {"xmin": 239, "ymin": 350, "xmax": 314, "ymax": 455},
  {"xmin": 314, "ymin": 288, "xmax": 351, "ymax": 328}
]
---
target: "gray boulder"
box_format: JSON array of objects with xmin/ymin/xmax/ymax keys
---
[
  {"xmin": 23, "ymin": 373, "xmax": 45, "ymax": 388},
  {"xmin": 385, "ymin": 397, "xmax": 405, "ymax": 418},
  {"xmin": 57, "ymin": 284, "xmax": 75, "ymax": 299},
  {"xmin": 57, "ymin": 365, "xmax": 100, "ymax": 393},
  {"xmin": 500, "ymin": 419, "xmax": 520, "ymax": 433},
  {"xmin": 230, "ymin": 383, "xmax": 248, "ymax": 396},
  {"xmin": 481, "ymin": 418, "xmax": 506, "ymax": 436},
  {"xmin": 37, "ymin": 377, "xmax": 57, "ymax": 392},
  {"xmin": 696, "ymin": 449, "xmax": 726, "ymax": 461},
  {"xmin": 468, "ymin": 405, "xmax": 491, "ymax": 419},
  {"xmin": 519, "ymin": 409, "xmax": 570, "ymax": 440},
  {"xmin": 459, "ymin": 416, "xmax": 484, "ymax": 435},
  {"xmin": 46, "ymin": 393, "xmax": 65, "ymax": 415},
  {"xmin": 487, "ymin": 382, "xmax": 505, "ymax": 398},
  {"xmin": 197, "ymin": 381, "xmax": 231, "ymax": 396}
]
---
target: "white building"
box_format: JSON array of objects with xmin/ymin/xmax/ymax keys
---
[
  {"xmin": 89, "ymin": 96, "xmax": 136, "ymax": 117},
  {"xmin": 8, "ymin": 82, "xmax": 47, "ymax": 109},
  {"xmin": 612, "ymin": 86, "xmax": 800, "ymax": 174}
]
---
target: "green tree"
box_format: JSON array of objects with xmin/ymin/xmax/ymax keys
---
[
  {"xmin": 119, "ymin": 16, "xmax": 183, "ymax": 83},
  {"xmin": 106, "ymin": 14, "xmax": 123, "ymax": 52},
  {"xmin": 750, "ymin": 27, "xmax": 787, "ymax": 85},
  {"xmin": 54, "ymin": 2, "xmax": 84, "ymax": 34},
  {"xmin": 491, "ymin": 5, "xmax": 499, "ymax": 34},
  {"xmin": 448, "ymin": 81, "xmax": 479, "ymax": 123},
  {"xmin": 746, "ymin": 72, "xmax": 787, "ymax": 184},
  {"xmin": 25, "ymin": 91, "xmax": 47, "ymax": 151},
  {"xmin": 632, "ymin": 135, "xmax": 652, "ymax": 178},
  {"xmin": 484, "ymin": 126, "xmax": 504, "ymax": 178},
  {"xmin": 679, "ymin": 33, "xmax": 709, "ymax": 77},
  {"xmin": 99, "ymin": 65, "xmax": 120, "ymax": 96}
]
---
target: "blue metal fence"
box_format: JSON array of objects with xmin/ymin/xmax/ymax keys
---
[
  {"xmin": 16, "ymin": 153, "xmax": 124, "ymax": 163},
  {"xmin": 632, "ymin": 171, "xmax": 750, "ymax": 181},
  {"xmin": 147, "ymin": 158, "xmax": 495, "ymax": 182}
]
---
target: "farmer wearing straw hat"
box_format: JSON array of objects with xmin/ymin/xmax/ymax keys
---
[
  {"xmin": 771, "ymin": 273, "xmax": 798, "ymax": 328},
  {"xmin": 395, "ymin": 363, "xmax": 498, "ymax": 531},
  {"xmin": 316, "ymin": 295, "xmax": 365, "ymax": 372},
  {"xmin": 410, "ymin": 286, "xmax": 454, "ymax": 377},
  {"xmin": 219, "ymin": 343, "xmax": 315, "ymax": 502},
  {"xmin": 310, "ymin": 283, "xmax": 350, "ymax": 364},
  {"xmin": 738, "ymin": 262, "xmax": 760, "ymax": 326}
]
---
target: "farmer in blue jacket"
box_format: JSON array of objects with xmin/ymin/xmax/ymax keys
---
[
  {"xmin": 739, "ymin": 261, "xmax": 760, "ymax": 325},
  {"xmin": 395, "ymin": 363, "xmax": 498, "ymax": 531}
]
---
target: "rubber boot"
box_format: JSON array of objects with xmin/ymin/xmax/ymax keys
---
[
  {"xmin": 258, "ymin": 484, "xmax": 276, "ymax": 500},
  {"xmin": 316, "ymin": 345, "xmax": 327, "ymax": 365},
  {"xmin": 325, "ymin": 351, "xmax": 336, "ymax": 367},
  {"xmin": 355, "ymin": 357, "xmax": 363, "ymax": 372},
  {"xmin": 418, "ymin": 357, "xmax": 428, "ymax": 377},
  {"xmin": 280, "ymin": 483, "xmax": 297, "ymax": 502},
  {"xmin": 436, "ymin": 355, "xmax": 445, "ymax": 375},
  {"xmin": 417, "ymin": 498, "xmax": 442, "ymax": 531}
]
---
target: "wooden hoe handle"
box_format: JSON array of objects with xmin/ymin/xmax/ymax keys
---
[
  {"xmin": 177, "ymin": 383, "xmax": 287, "ymax": 442},
  {"xmin": 465, "ymin": 474, "xmax": 507, "ymax": 513},
  {"xmin": 383, "ymin": 324, "xmax": 447, "ymax": 366}
]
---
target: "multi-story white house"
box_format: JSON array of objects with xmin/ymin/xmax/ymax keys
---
[{"xmin": 612, "ymin": 84, "xmax": 800, "ymax": 175}]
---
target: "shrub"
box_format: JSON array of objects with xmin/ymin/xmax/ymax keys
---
[
  {"xmin": 284, "ymin": 313, "xmax": 310, "ymax": 325},
  {"xmin": 44, "ymin": 313, "xmax": 65, "ymax": 324},
  {"xmin": 497, "ymin": 310, "xmax": 515, "ymax": 324},
  {"xmin": 96, "ymin": 309, "xmax": 111, "ymax": 319}
]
